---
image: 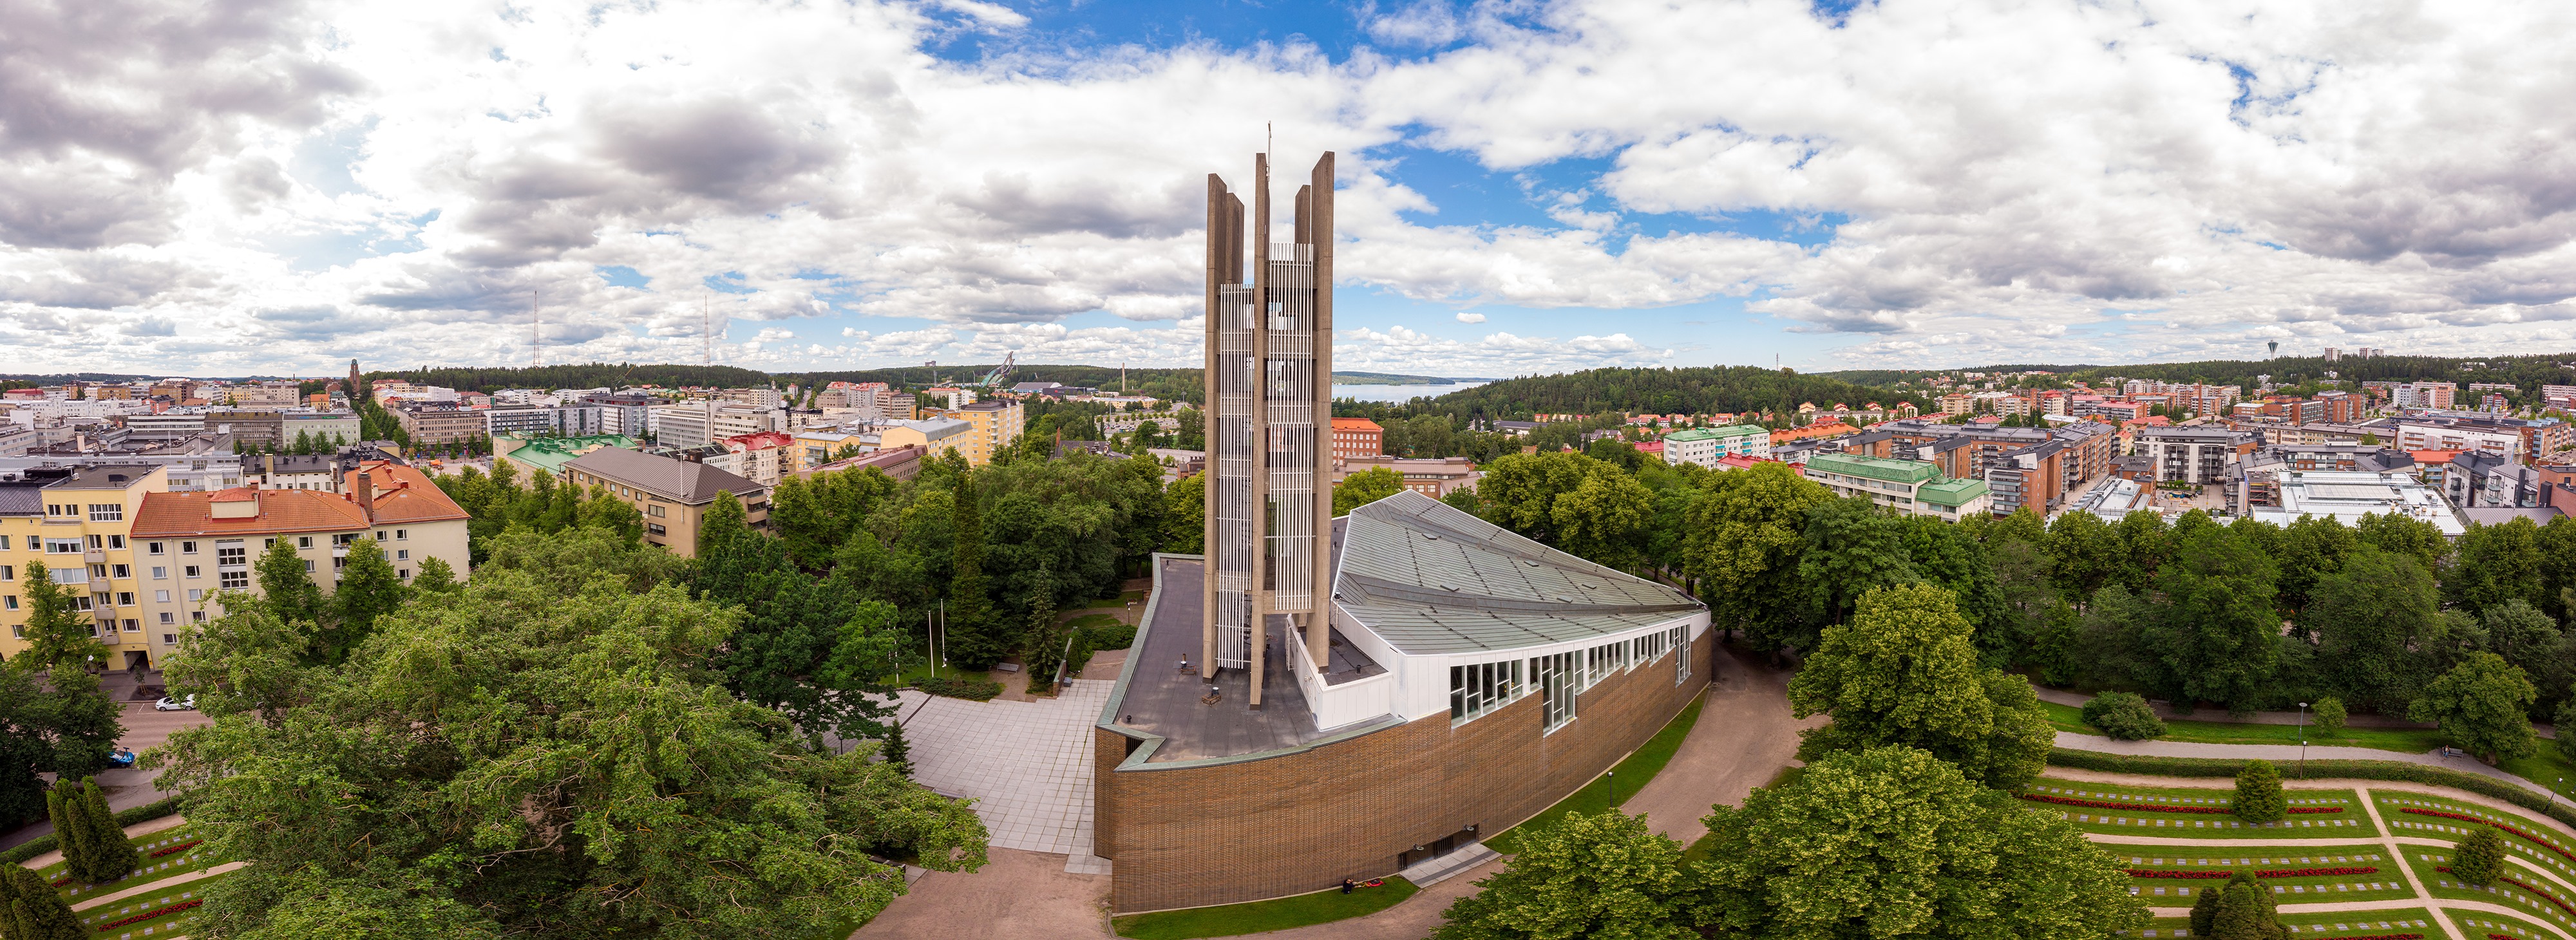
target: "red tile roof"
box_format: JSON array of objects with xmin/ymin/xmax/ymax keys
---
[
  {"xmin": 342, "ymin": 462, "xmax": 469, "ymax": 525},
  {"xmin": 1331, "ymin": 417, "xmax": 1383, "ymax": 431},
  {"xmin": 133, "ymin": 488, "xmax": 370, "ymax": 537}
]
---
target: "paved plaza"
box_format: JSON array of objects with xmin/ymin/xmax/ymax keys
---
[{"xmin": 898, "ymin": 679, "xmax": 1113, "ymax": 860}]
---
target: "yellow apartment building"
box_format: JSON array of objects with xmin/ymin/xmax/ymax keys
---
[
  {"xmin": 931, "ymin": 399, "xmax": 1024, "ymax": 465},
  {"xmin": 0, "ymin": 465, "xmax": 165, "ymax": 672}
]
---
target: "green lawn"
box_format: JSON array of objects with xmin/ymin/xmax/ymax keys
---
[
  {"xmin": 2374, "ymin": 792, "xmax": 2576, "ymax": 883},
  {"xmin": 2022, "ymin": 778, "xmax": 2377, "ymax": 838},
  {"xmin": 2144, "ymin": 907, "xmax": 2437, "ymax": 935},
  {"xmin": 1485, "ymin": 693, "xmax": 1707, "ymax": 856},
  {"xmin": 2100, "ymin": 844, "xmax": 2417, "ymax": 905},
  {"xmin": 75, "ymin": 868, "xmax": 234, "ymax": 936},
  {"xmin": 1077, "ymin": 590, "xmax": 1148, "ymax": 610},
  {"xmin": 2447, "ymin": 905, "xmax": 2567, "ymax": 940},
  {"xmin": 2405, "ymin": 848, "xmax": 2576, "ymax": 931},
  {"xmin": 35, "ymin": 824, "xmax": 218, "ymax": 902},
  {"xmin": 1067, "ymin": 613, "xmax": 1125, "ymax": 631},
  {"xmin": 2041, "ymin": 700, "xmax": 2450, "ymax": 753},
  {"xmin": 891, "ymin": 663, "xmax": 990, "ymax": 688},
  {"xmin": 1111, "ymin": 879, "xmax": 1421, "ymax": 939}
]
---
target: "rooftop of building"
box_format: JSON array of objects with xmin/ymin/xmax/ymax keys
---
[
  {"xmin": 1918, "ymin": 477, "xmax": 1991, "ymax": 507},
  {"xmin": 2253, "ymin": 469, "xmax": 2467, "ymax": 537},
  {"xmin": 1332, "ymin": 491, "xmax": 1703, "ymax": 656},
  {"xmin": 1330, "ymin": 417, "xmax": 1382, "ymax": 431},
  {"xmin": 1804, "ymin": 452, "xmax": 1941, "ymax": 484},
  {"xmin": 564, "ymin": 447, "xmax": 767, "ymax": 503},
  {"xmin": 133, "ymin": 487, "xmax": 372, "ymax": 536}
]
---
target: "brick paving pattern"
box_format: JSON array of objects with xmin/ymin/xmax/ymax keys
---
[{"xmin": 898, "ymin": 679, "xmax": 1113, "ymax": 857}]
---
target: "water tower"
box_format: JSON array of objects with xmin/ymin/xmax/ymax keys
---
[{"xmin": 2268, "ymin": 341, "xmax": 2279, "ymax": 357}]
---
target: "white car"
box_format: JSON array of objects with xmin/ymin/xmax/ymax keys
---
[{"xmin": 153, "ymin": 695, "xmax": 195, "ymax": 711}]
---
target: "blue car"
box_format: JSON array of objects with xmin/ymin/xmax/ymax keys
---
[{"xmin": 106, "ymin": 748, "xmax": 135, "ymax": 769}]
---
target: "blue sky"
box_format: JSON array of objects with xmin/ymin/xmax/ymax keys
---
[{"xmin": 5, "ymin": 0, "xmax": 2570, "ymax": 377}]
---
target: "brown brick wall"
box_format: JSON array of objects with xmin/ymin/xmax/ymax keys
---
[{"xmin": 1095, "ymin": 634, "xmax": 1712, "ymax": 913}]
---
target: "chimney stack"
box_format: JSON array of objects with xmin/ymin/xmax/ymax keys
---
[{"xmin": 355, "ymin": 469, "xmax": 376, "ymax": 522}]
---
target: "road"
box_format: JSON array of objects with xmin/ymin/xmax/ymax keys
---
[{"xmin": 0, "ymin": 701, "xmax": 211, "ymax": 852}]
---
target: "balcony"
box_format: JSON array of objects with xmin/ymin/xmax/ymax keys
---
[{"xmin": 84, "ymin": 549, "xmax": 106, "ymax": 563}]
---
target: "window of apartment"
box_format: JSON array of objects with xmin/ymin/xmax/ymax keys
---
[
  {"xmin": 116, "ymin": 592, "xmax": 134, "ymax": 606},
  {"xmin": 43, "ymin": 538, "xmax": 77, "ymax": 554},
  {"xmin": 122, "ymin": 619, "xmax": 138, "ymax": 632},
  {"xmin": 647, "ymin": 505, "xmax": 665, "ymax": 518},
  {"xmin": 0, "ymin": 566, "xmax": 10, "ymax": 582},
  {"xmin": 219, "ymin": 569, "xmax": 248, "ymax": 590},
  {"xmin": 0, "ymin": 536, "xmax": 10, "ymax": 550},
  {"xmin": 110, "ymin": 564, "xmax": 128, "ymax": 579},
  {"xmin": 88, "ymin": 564, "xmax": 107, "ymax": 581},
  {"xmin": 154, "ymin": 590, "xmax": 170, "ymax": 603},
  {"xmin": 394, "ymin": 529, "xmax": 407, "ymax": 540},
  {"xmin": 73, "ymin": 596, "xmax": 93, "ymax": 612},
  {"xmin": 334, "ymin": 533, "xmax": 357, "ymax": 546},
  {"xmin": 150, "ymin": 566, "xmax": 166, "ymax": 579},
  {"xmin": 395, "ymin": 549, "xmax": 409, "ymax": 561},
  {"xmin": 1450, "ymin": 659, "xmax": 1524, "ymax": 725},
  {"xmin": 216, "ymin": 541, "xmax": 245, "ymax": 566},
  {"xmin": 43, "ymin": 504, "xmax": 66, "ymax": 518},
  {"xmin": 108, "ymin": 535, "xmax": 124, "ymax": 549},
  {"xmin": 162, "ymin": 633, "xmax": 178, "ymax": 644},
  {"xmin": 186, "ymin": 588, "xmax": 203, "ymax": 601},
  {"xmin": 86, "ymin": 534, "xmax": 106, "ymax": 550},
  {"xmin": 375, "ymin": 531, "xmax": 387, "ymax": 541},
  {"xmin": 645, "ymin": 523, "xmax": 667, "ymax": 537},
  {"xmin": 181, "ymin": 540, "xmax": 198, "ymax": 554},
  {"xmin": 298, "ymin": 536, "xmax": 313, "ymax": 549},
  {"xmin": 147, "ymin": 541, "xmax": 163, "ymax": 555},
  {"xmin": 301, "ymin": 559, "xmax": 315, "ymax": 572},
  {"xmin": 183, "ymin": 565, "xmax": 201, "ymax": 579},
  {"xmin": 398, "ymin": 569, "xmax": 410, "ymax": 580},
  {"xmin": 190, "ymin": 611, "xmax": 205, "ymax": 623},
  {"xmin": 332, "ymin": 558, "xmax": 345, "ymax": 571},
  {"xmin": 2, "ymin": 597, "xmax": 14, "ymax": 612}
]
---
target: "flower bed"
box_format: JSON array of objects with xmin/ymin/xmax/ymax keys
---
[
  {"xmin": 93, "ymin": 898, "xmax": 200, "ymax": 931},
  {"xmin": 146, "ymin": 839, "xmax": 202, "ymax": 859},
  {"xmin": 2315, "ymin": 935, "xmax": 2421, "ymax": 940},
  {"xmin": 49, "ymin": 875, "xmax": 75, "ymax": 888},
  {"xmin": 2435, "ymin": 867, "xmax": 2576, "ymax": 917},
  {"xmin": 2404, "ymin": 808, "xmax": 2576, "ymax": 865},
  {"xmin": 2289, "ymin": 807, "xmax": 2346, "ymax": 814},
  {"xmin": 2126, "ymin": 866, "xmax": 2376, "ymax": 879}
]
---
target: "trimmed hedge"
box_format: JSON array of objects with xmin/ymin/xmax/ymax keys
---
[
  {"xmin": 2047, "ymin": 748, "xmax": 2576, "ymax": 831},
  {"xmin": 917, "ymin": 676, "xmax": 1003, "ymax": 702},
  {"xmin": 0, "ymin": 794, "xmax": 186, "ymax": 867}
]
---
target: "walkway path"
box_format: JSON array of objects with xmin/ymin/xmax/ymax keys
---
[
  {"xmin": 2056, "ymin": 730, "xmax": 2557, "ymax": 798},
  {"xmin": 895, "ymin": 679, "xmax": 1115, "ymax": 858},
  {"xmin": 855, "ymin": 643, "xmax": 1811, "ymax": 939},
  {"xmin": 2032, "ymin": 687, "xmax": 2449, "ymax": 731}
]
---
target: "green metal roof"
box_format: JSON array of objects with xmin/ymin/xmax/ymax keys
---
[
  {"xmin": 1333, "ymin": 492, "xmax": 1703, "ymax": 655},
  {"xmin": 1917, "ymin": 478, "xmax": 1991, "ymax": 507},
  {"xmin": 1664, "ymin": 428, "xmax": 1718, "ymax": 442},
  {"xmin": 497, "ymin": 435, "xmax": 639, "ymax": 474},
  {"xmin": 1705, "ymin": 424, "xmax": 1768, "ymax": 439},
  {"xmin": 1805, "ymin": 452, "xmax": 1940, "ymax": 484}
]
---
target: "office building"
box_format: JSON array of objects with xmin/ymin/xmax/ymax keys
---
[{"xmin": 1330, "ymin": 417, "xmax": 1384, "ymax": 460}]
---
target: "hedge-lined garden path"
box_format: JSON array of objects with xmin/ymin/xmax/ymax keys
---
[
  {"xmin": 2057, "ymin": 731, "xmax": 2555, "ymax": 798},
  {"xmin": 15, "ymin": 813, "xmax": 189, "ymax": 871},
  {"xmin": 71, "ymin": 860, "xmax": 242, "ymax": 912}
]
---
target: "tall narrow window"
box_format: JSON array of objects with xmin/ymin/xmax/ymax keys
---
[{"xmin": 1674, "ymin": 626, "xmax": 1692, "ymax": 685}]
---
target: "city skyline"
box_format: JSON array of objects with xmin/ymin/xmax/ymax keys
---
[{"xmin": 5, "ymin": 1, "xmax": 2573, "ymax": 377}]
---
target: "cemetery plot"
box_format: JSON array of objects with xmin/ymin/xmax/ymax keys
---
[
  {"xmin": 2375, "ymin": 794, "xmax": 2576, "ymax": 885},
  {"xmin": 2405, "ymin": 848, "xmax": 2576, "ymax": 934},
  {"xmin": 2103, "ymin": 843, "xmax": 2416, "ymax": 904},
  {"xmin": 2130, "ymin": 907, "xmax": 2439, "ymax": 938},
  {"xmin": 74, "ymin": 870, "xmax": 232, "ymax": 939},
  {"xmin": 32, "ymin": 824, "xmax": 217, "ymax": 903},
  {"xmin": 2444, "ymin": 907, "xmax": 2572, "ymax": 940},
  {"xmin": 2023, "ymin": 780, "xmax": 2376, "ymax": 839}
]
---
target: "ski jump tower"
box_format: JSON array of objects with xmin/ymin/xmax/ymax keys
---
[{"xmin": 1201, "ymin": 151, "xmax": 1336, "ymax": 707}]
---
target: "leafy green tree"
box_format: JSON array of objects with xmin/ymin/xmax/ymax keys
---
[
  {"xmin": 1434, "ymin": 810, "xmax": 1690, "ymax": 940},
  {"xmin": 768, "ymin": 466, "xmax": 900, "ymax": 569},
  {"xmin": 2307, "ymin": 548, "xmax": 2444, "ymax": 713},
  {"xmin": 2187, "ymin": 870, "xmax": 2230, "ymax": 934},
  {"xmin": 2080, "ymin": 692, "xmax": 2165, "ymax": 740},
  {"xmin": 13, "ymin": 564, "xmax": 104, "ymax": 670},
  {"xmin": 1900, "ymin": 516, "xmax": 2007, "ymax": 663},
  {"xmin": 411, "ymin": 555, "xmax": 459, "ymax": 595},
  {"xmin": 1684, "ymin": 463, "xmax": 1832, "ymax": 650},
  {"xmin": 1689, "ymin": 746, "xmax": 2146, "ymax": 939},
  {"xmin": 1583, "ymin": 437, "xmax": 1645, "ymax": 473},
  {"xmin": 2311, "ymin": 696, "xmax": 2345, "ymax": 737},
  {"xmin": 1332, "ymin": 466, "xmax": 1405, "ymax": 516},
  {"xmin": 2273, "ymin": 514, "xmax": 2356, "ymax": 624},
  {"xmin": 1162, "ymin": 473, "xmax": 1204, "ymax": 554},
  {"xmin": 2452, "ymin": 826, "xmax": 2506, "ymax": 886},
  {"xmin": 2112, "ymin": 510, "xmax": 2174, "ymax": 593},
  {"xmin": 79, "ymin": 777, "xmax": 135, "ymax": 880},
  {"xmin": 942, "ymin": 469, "xmax": 1007, "ymax": 670},
  {"xmin": 151, "ymin": 540, "xmax": 988, "ymax": 937},
  {"xmin": 254, "ymin": 535, "xmax": 325, "ymax": 628},
  {"xmin": 1794, "ymin": 499, "xmax": 1919, "ymax": 632},
  {"xmin": 0, "ymin": 861, "xmax": 84, "ymax": 939},
  {"xmin": 2207, "ymin": 876, "xmax": 2285, "ymax": 939},
  {"xmin": 2233, "ymin": 760, "xmax": 2284, "ymax": 822},
  {"xmin": 34, "ymin": 666, "xmax": 122, "ymax": 781},
  {"xmin": 2481, "ymin": 599, "xmax": 2565, "ymax": 717},
  {"xmin": 2409, "ymin": 652, "xmax": 2539, "ymax": 764},
  {"xmin": 1478, "ymin": 451, "xmax": 1653, "ymax": 569},
  {"xmin": 2353, "ymin": 511, "xmax": 2447, "ymax": 576},
  {"xmin": 2143, "ymin": 526, "xmax": 2280, "ymax": 714},
  {"xmin": 1787, "ymin": 583, "xmax": 2053, "ymax": 788},
  {"xmin": 322, "ymin": 538, "xmax": 404, "ymax": 664},
  {"xmin": 2450, "ymin": 516, "xmax": 2548, "ymax": 616},
  {"xmin": 2044, "ymin": 509, "xmax": 2119, "ymax": 602}
]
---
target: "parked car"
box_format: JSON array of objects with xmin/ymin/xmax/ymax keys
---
[{"xmin": 153, "ymin": 695, "xmax": 195, "ymax": 711}]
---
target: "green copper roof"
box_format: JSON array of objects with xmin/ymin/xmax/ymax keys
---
[
  {"xmin": 1665, "ymin": 428, "xmax": 1718, "ymax": 442},
  {"xmin": 1705, "ymin": 424, "xmax": 1767, "ymax": 438},
  {"xmin": 1806, "ymin": 452, "xmax": 1940, "ymax": 484},
  {"xmin": 1917, "ymin": 478, "xmax": 1991, "ymax": 507},
  {"xmin": 497, "ymin": 434, "xmax": 639, "ymax": 474}
]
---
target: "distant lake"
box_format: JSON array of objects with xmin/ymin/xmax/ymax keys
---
[{"xmin": 1332, "ymin": 382, "xmax": 1489, "ymax": 402}]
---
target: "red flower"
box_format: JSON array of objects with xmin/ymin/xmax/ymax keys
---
[
  {"xmin": 2125, "ymin": 866, "xmax": 2377, "ymax": 879},
  {"xmin": 93, "ymin": 898, "xmax": 202, "ymax": 931},
  {"xmin": 2434, "ymin": 866, "xmax": 2576, "ymax": 916},
  {"xmin": 2016, "ymin": 791, "xmax": 2343, "ymax": 815},
  {"xmin": 2404, "ymin": 807, "xmax": 2576, "ymax": 867},
  {"xmin": 146, "ymin": 839, "xmax": 202, "ymax": 859}
]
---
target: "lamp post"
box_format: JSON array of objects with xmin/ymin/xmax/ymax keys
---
[
  {"xmin": 2298, "ymin": 702, "xmax": 2308, "ymax": 780},
  {"xmin": 2553, "ymin": 778, "xmax": 2565, "ymax": 814},
  {"xmin": 1606, "ymin": 770, "xmax": 1616, "ymax": 807}
]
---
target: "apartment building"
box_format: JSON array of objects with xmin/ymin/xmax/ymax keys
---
[
  {"xmin": 486, "ymin": 404, "xmax": 605, "ymax": 438},
  {"xmin": 562, "ymin": 448, "xmax": 769, "ymax": 559},
  {"xmin": 878, "ymin": 418, "xmax": 972, "ymax": 456},
  {"xmin": 243, "ymin": 454, "xmax": 339, "ymax": 491},
  {"xmin": 1329, "ymin": 455, "xmax": 1482, "ymax": 498},
  {"xmin": 125, "ymin": 462, "xmax": 469, "ymax": 666},
  {"xmin": 0, "ymin": 465, "xmax": 162, "ymax": 670},
  {"xmin": 1801, "ymin": 453, "xmax": 1991, "ymax": 520},
  {"xmin": 721, "ymin": 431, "xmax": 796, "ymax": 487},
  {"xmin": 397, "ymin": 406, "xmax": 489, "ymax": 449},
  {"xmin": 2137, "ymin": 427, "xmax": 2257, "ymax": 484},
  {"xmin": 1331, "ymin": 417, "xmax": 1384, "ymax": 460},
  {"xmin": 649, "ymin": 402, "xmax": 780, "ymax": 448},
  {"xmin": 932, "ymin": 400, "xmax": 1025, "ymax": 465},
  {"xmin": 1661, "ymin": 425, "xmax": 1770, "ymax": 468}
]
